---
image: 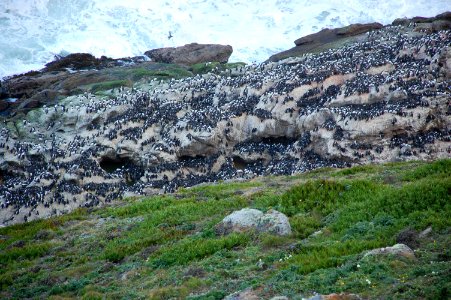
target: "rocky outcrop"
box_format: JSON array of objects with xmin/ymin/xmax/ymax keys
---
[
  {"xmin": 306, "ymin": 293, "xmax": 361, "ymax": 300},
  {"xmin": 43, "ymin": 53, "xmax": 111, "ymax": 72},
  {"xmin": 364, "ymin": 244, "xmax": 415, "ymax": 259},
  {"xmin": 0, "ymin": 19, "xmax": 449, "ymax": 226},
  {"xmin": 224, "ymin": 288, "xmax": 260, "ymax": 300},
  {"xmin": 0, "ymin": 45, "xmax": 231, "ymax": 115},
  {"xmin": 269, "ymin": 12, "xmax": 451, "ymax": 62},
  {"xmin": 392, "ymin": 11, "xmax": 451, "ymax": 26},
  {"xmin": 145, "ymin": 43, "xmax": 233, "ymax": 65},
  {"xmin": 294, "ymin": 23, "xmax": 383, "ymax": 47},
  {"xmin": 216, "ymin": 208, "xmax": 291, "ymax": 236},
  {"xmin": 269, "ymin": 23, "xmax": 382, "ymax": 62}
]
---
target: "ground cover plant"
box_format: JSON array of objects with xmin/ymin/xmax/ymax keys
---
[{"xmin": 0, "ymin": 159, "xmax": 449, "ymax": 299}]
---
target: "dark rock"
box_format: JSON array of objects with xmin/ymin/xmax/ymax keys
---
[
  {"xmin": 0, "ymin": 99, "xmax": 9, "ymax": 112},
  {"xmin": 44, "ymin": 53, "xmax": 108, "ymax": 72},
  {"xmin": 145, "ymin": 43, "xmax": 233, "ymax": 65},
  {"xmin": 7, "ymin": 240, "xmax": 25, "ymax": 249},
  {"xmin": 435, "ymin": 11, "xmax": 451, "ymax": 22},
  {"xmin": 396, "ymin": 228, "xmax": 419, "ymax": 249},
  {"xmin": 18, "ymin": 98, "xmax": 41, "ymax": 110},
  {"xmin": 29, "ymin": 89, "xmax": 59, "ymax": 104}
]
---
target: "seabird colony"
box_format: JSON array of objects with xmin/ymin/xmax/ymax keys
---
[{"xmin": 0, "ymin": 24, "xmax": 449, "ymax": 225}]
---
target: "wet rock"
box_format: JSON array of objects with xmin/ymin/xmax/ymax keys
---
[
  {"xmin": 145, "ymin": 43, "xmax": 233, "ymax": 65},
  {"xmin": 43, "ymin": 53, "xmax": 108, "ymax": 72},
  {"xmin": 216, "ymin": 208, "xmax": 291, "ymax": 236},
  {"xmin": 364, "ymin": 243, "xmax": 415, "ymax": 259}
]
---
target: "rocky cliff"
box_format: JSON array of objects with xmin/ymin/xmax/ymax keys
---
[{"xmin": 0, "ymin": 17, "xmax": 450, "ymax": 226}]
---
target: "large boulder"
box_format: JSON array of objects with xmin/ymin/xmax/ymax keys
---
[
  {"xmin": 216, "ymin": 208, "xmax": 291, "ymax": 236},
  {"xmin": 43, "ymin": 53, "xmax": 108, "ymax": 72},
  {"xmin": 145, "ymin": 43, "xmax": 233, "ymax": 65}
]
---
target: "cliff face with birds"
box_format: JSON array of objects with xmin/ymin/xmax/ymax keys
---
[{"xmin": 0, "ymin": 14, "xmax": 450, "ymax": 226}]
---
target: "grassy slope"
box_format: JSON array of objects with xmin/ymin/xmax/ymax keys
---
[{"xmin": 0, "ymin": 160, "xmax": 450, "ymax": 299}]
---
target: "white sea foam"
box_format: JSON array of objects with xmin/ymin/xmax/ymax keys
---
[{"xmin": 0, "ymin": 0, "xmax": 449, "ymax": 79}]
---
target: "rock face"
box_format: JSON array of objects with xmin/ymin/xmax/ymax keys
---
[
  {"xmin": 145, "ymin": 43, "xmax": 233, "ymax": 65},
  {"xmin": 269, "ymin": 12, "xmax": 451, "ymax": 62},
  {"xmin": 224, "ymin": 288, "xmax": 260, "ymax": 300},
  {"xmin": 392, "ymin": 11, "xmax": 451, "ymax": 26},
  {"xmin": 0, "ymin": 19, "xmax": 450, "ymax": 226},
  {"xmin": 43, "ymin": 53, "xmax": 111, "ymax": 72},
  {"xmin": 294, "ymin": 23, "xmax": 383, "ymax": 46},
  {"xmin": 307, "ymin": 293, "xmax": 361, "ymax": 300},
  {"xmin": 364, "ymin": 243, "xmax": 415, "ymax": 259},
  {"xmin": 216, "ymin": 208, "xmax": 291, "ymax": 236},
  {"xmin": 269, "ymin": 22, "xmax": 383, "ymax": 62}
]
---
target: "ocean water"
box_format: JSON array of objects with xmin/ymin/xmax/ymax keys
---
[{"xmin": 0, "ymin": 0, "xmax": 449, "ymax": 79}]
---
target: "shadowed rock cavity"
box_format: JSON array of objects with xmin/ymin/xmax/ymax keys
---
[{"xmin": 99, "ymin": 156, "xmax": 130, "ymax": 174}]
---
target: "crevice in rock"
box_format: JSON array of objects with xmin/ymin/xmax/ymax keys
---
[
  {"xmin": 99, "ymin": 156, "xmax": 131, "ymax": 174},
  {"xmin": 232, "ymin": 156, "xmax": 248, "ymax": 170},
  {"xmin": 259, "ymin": 136, "xmax": 297, "ymax": 145}
]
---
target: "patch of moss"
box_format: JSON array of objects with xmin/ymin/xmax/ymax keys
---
[
  {"xmin": 89, "ymin": 79, "xmax": 132, "ymax": 93},
  {"xmin": 190, "ymin": 62, "xmax": 246, "ymax": 75}
]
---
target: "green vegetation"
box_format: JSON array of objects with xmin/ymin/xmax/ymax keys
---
[
  {"xmin": 90, "ymin": 80, "xmax": 132, "ymax": 93},
  {"xmin": 190, "ymin": 62, "xmax": 246, "ymax": 75},
  {"xmin": 127, "ymin": 65, "xmax": 193, "ymax": 81},
  {"xmin": 0, "ymin": 160, "xmax": 449, "ymax": 299}
]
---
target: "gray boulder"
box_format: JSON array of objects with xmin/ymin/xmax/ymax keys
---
[
  {"xmin": 216, "ymin": 208, "xmax": 291, "ymax": 236},
  {"xmin": 145, "ymin": 43, "xmax": 233, "ymax": 65},
  {"xmin": 364, "ymin": 243, "xmax": 415, "ymax": 259}
]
